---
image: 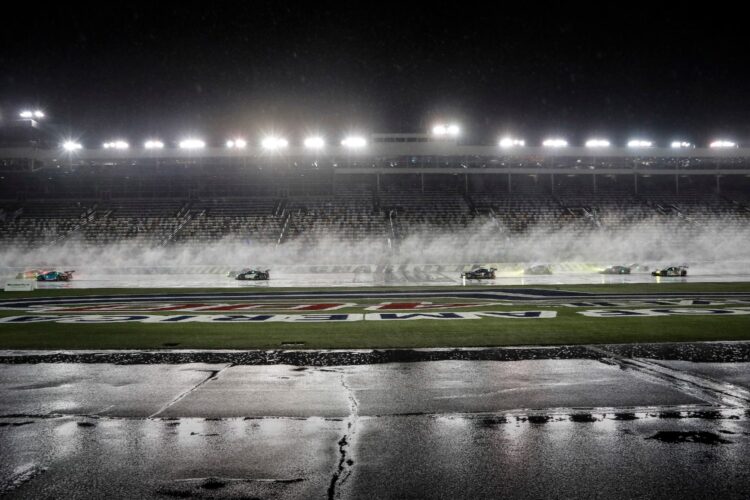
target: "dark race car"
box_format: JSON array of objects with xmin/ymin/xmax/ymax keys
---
[
  {"xmin": 461, "ymin": 268, "xmax": 497, "ymax": 280},
  {"xmin": 235, "ymin": 269, "xmax": 270, "ymax": 281},
  {"xmin": 651, "ymin": 266, "xmax": 688, "ymax": 277},
  {"xmin": 36, "ymin": 270, "xmax": 74, "ymax": 282},
  {"xmin": 524, "ymin": 264, "xmax": 553, "ymax": 275},
  {"xmin": 600, "ymin": 265, "xmax": 631, "ymax": 275}
]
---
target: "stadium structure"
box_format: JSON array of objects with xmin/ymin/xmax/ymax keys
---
[{"xmin": 1, "ymin": 126, "xmax": 750, "ymax": 254}]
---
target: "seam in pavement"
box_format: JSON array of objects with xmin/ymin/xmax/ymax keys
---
[
  {"xmin": 587, "ymin": 345, "xmax": 750, "ymax": 407},
  {"xmin": 148, "ymin": 364, "xmax": 232, "ymax": 418}
]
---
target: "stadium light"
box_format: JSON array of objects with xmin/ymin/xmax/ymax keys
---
[
  {"xmin": 627, "ymin": 139, "xmax": 653, "ymax": 148},
  {"xmin": 226, "ymin": 138, "xmax": 247, "ymax": 149},
  {"xmin": 261, "ymin": 136, "xmax": 288, "ymax": 151},
  {"xmin": 710, "ymin": 140, "xmax": 737, "ymax": 148},
  {"xmin": 432, "ymin": 123, "xmax": 460, "ymax": 137},
  {"xmin": 179, "ymin": 138, "xmax": 206, "ymax": 149},
  {"xmin": 62, "ymin": 140, "xmax": 82, "ymax": 152},
  {"xmin": 341, "ymin": 136, "xmax": 367, "ymax": 148},
  {"xmin": 585, "ymin": 139, "xmax": 610, "ymax": 148},
  {"xmin": 499, "ymin": 137, "xmax": 525, "ymax": 148},
  {"xmin": 19, "ymin": 109, "xmax": 44, "ymax": 119},
  {"xmin": 542, "ymin": 138, "xmax": 568, "ymax": 148},
  {"xmin": 304, "ymin": 136, "xmax": 326, "ymax": 149},
  {"xmin": 144, "ymin": 140, "xmax": 164, "ymax": 149},
  {"xmin": 671, "ymin": 141, "xmax": 692, "ymax": 149},
  {"xmin": 103, "ymin": 140, "xmax": 129, "ymax": 150}
]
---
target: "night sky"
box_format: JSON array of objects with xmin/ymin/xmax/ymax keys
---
[{"xmin": 1, "ymin": 3, "xmax": 747, "ymax": 145}]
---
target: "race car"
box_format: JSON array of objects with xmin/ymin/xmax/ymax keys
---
[
  {"xmin": 600, "ymin": 265, "xmax": 631, "ymax": 275},
  {"xmin": 36, "ymin": 270, "xmax": 75, "ymax": 282},
  {"xmin": 461, "ymin": 267, "xmax": 497, "ymax": 280},
  {"xmin": 235, "ymin": 269, "xmax": 270, "ymax": 281},
  {"xmin": 524, "ymin": 264, "xmax": 553, "ymax": 275},
  {"xmin": 651, "ymin": 266, "xmax": 688, "ymax": 277}
]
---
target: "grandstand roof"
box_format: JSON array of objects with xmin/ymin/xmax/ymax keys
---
[{"xmin": 3, "ymin": 144, "xmax": 750, "ymax": 163}]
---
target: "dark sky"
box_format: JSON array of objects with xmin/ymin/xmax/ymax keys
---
[{"xmin": 1, "ymin": 2, "xmax": 748, "ymax": 145}]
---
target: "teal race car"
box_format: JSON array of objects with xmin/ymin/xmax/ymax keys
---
[{"xmin": 36, "ymin": 270, "xmax": 75, "ymax": 282}]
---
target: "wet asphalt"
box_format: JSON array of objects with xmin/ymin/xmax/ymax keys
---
[{"xmin": 2, "ymin": 348, "xmax": 750, "ymax": 498}]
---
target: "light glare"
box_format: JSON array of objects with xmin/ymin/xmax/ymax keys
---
[
  {"xmin": 103, "ymin": 140, "xmax": 129, "ymax": 150},
  {"xmin": 499, "ymin": 137, "xmax": 525, "ymax": 148},
  {"xmin": 261, "ymin": 136, "xmax": 288, "ymax": 150},
  {"xmin": 179, "ymin": 138, "xmax": 206, "ymax": 149},
  {"xmin": 62, "ymin": 140, "xmax": 82, "ymax": 151},
  {"xmin": 341, "ymin": 136, "xmax": 367, "ymax": 148},
  {"xmin": 543, "ymin": 138, "xmax": 568, "ymax": 148},
  {"xmin": 304, "ymin": 136, "xmax": 326, "ymax": 149},
  {"xmin": 432, "ymin": 123, "xmax": 460, "ymax": 137},
  {"xmin": 144, "ymin": 140, "xmax": 164, "ymax": 149},
  {"xmin": 671, "ymin": 141, "xmax": 692, "ymax": 149},
  {"xmin": 710, "ymin": 140, "xmax": 736, "ymax": 148},
  {"xmin": 585, "ymin": 139, "xmax": 610, "ymax": 148},
  {"xmin": 226, "ymin": 138, "xmax": 247, "ymax": 149},
  {"xmin": 627, "ymin": 139, "xmax": 653, "ymax": 148}
]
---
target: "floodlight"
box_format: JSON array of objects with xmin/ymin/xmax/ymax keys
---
[
  {"xmin": 144, "ymin": 140, "xmax": 164, "ymax": 149},
  {"xmin": 304, "ymin": 136, "xmax": 326, "ymax": 149},
  {"xmin": 499, "ymin": 137, "xmax": 525, "ymax": 148},
  {"xmin": 103, "ymin": 140, "xmax": 129, "ymax": 150},
  {"xmin": 432, "ymin": 123, "xmax": 460, "ymax": 137},
  {"xmin": 179, "ymin": 138, "xmax": 206, "ymax": 149},
  {"xmin": 710, "ymin": 140, "xmax": 736, "ymax": 148},
  {"xmin": 627, "ymin": 139, "xmax": 652, "ymax": 148},
  {"xmin": 62, "ymin": 140, "xmax": 82, "ymax": 151},
  {"xmin": 542, "ymin": 138, "xmax": 568, "ymax": 148},
  {"xmin": 671, "ymin": 141, "xmax": 692, "ymax": 149},
  {"xmin": 341, "ymin": 136, "xmax": 367, "ymax": 148},
  {"xmin": 33, "ymin": 110, "xmax": 45, "ymax": 119},
  {"xmin": 585, "ymin": 139, "xmax": 610, "ymax": 148},
  {"xmin": 19, "ymin": 110, "xmax": 33, "ymax": 119},
  {"xmin": 226, "ymin": 138, "xmax": 247, "ymax": 149},
  {"xmin": 261, "ymin": 136, "xmax": 288, "ymax": 150}
]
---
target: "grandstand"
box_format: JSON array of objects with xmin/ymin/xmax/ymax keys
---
[{"xmin": 1, "ymin": 139, "xmax": 750, "ymax": 249}]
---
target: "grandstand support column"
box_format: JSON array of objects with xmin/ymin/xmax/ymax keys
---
[
  {"xmin": 376, "ymin": 173, "xmax": 380, "ymax": 193},
  {"xmin": 634, "ymin": 173, "xmax": 638, "ymax": 195},
  {"xmin": 593, "ymin": 173, "xmax": 597, "ymax": 193},
  {"xmin": 716, "ymin": 175, "xmax": 721, "ymax": 193},
  {"xmin": 421, "ymin": 173, "xmax": 425, "ymax": 193},
  {"xmin": 464, "ymin": 174, "xmax": 469, "ymax": 194},
  {"xmin": 550, "ymin": 173, "xmax": 555, "ymax": 194},
  {"xmin": 508, "ymin": 173, "xmax": 512, "ymax": 194},
  {"xmin": 675, "ymin": 173, "xmax": 679, "ymax": 194}
]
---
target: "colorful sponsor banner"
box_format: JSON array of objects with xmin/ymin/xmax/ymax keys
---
[
  {"xmin": 10, "ymin": 302, "xmax": 358, "ymax": 313},
  {"xmin": 578, "ymin": 308, "xmax": 750, "ymax": 318},
  {"xmin": 563, "ymin": 299, "xmax": 750, "ymax": 308},
  {"xmin": 0, "ymin": 301, "xmax": 495, "ymax": 313},
  {"xmin": 0, "ymin": 310, "xmax": 556, "ymax": 324}
]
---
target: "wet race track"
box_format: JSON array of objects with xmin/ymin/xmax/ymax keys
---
[
  {"xmin": 4, "ymin": 265, "xmax": 750, "ymax": 498},
  {"xmin": 13, "ymin": 264, "xmax": 750, "ymax": 289},
  {"xmin": 2, "ymin": 347, "xmax": 750, "ymax": 498}
]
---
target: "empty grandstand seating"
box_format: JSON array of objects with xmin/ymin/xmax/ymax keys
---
[{"xmin": 1, "ymin": 188, "xmax": 748, "ymax": 249}]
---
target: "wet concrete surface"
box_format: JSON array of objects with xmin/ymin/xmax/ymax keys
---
[
  {"xmin": 656, "ymin": 361, "xmax": 750, "ymax": 391},
  {"xmin": 2, "ymin": 356, "xmax": 750, "ymax": 498}
]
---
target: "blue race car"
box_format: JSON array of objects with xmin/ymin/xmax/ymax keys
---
[{"xmin": 36, "ymin": 270, "xmax": 75, "ymax": 282}]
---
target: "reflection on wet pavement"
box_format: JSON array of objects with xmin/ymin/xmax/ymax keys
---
[{"xmin": 2, "ymin": 356, "xmax": 750, "ymax": 497}]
